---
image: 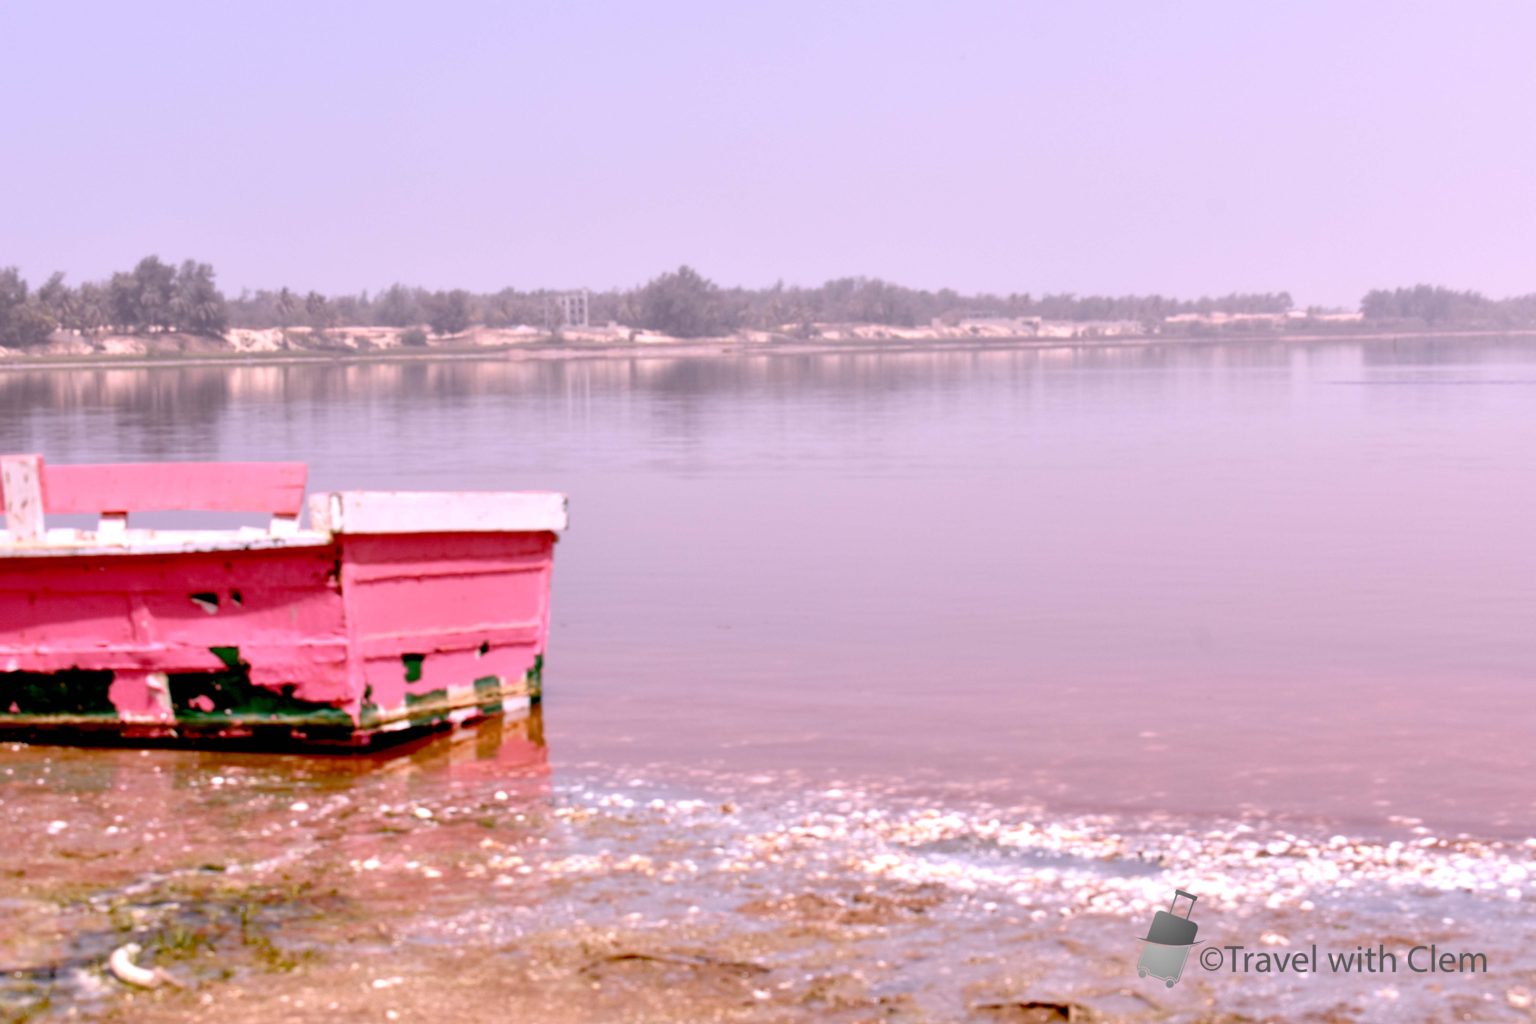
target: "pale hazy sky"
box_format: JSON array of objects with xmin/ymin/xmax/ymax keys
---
[{"xmin": 3, "ymin": 1, "xmax": 1532, "ymax": 307}]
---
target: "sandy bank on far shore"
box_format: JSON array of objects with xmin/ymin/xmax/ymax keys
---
[{"xmin": 2, "ymin": 325, "xmax": 1535, "ymax": 374}]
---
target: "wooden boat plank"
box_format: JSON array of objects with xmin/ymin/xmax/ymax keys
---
[{"xmin": 41, "ymin": 461, "xmax": 308, "ymax": 515}]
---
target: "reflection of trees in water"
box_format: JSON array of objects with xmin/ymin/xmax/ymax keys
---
[
  {"xmin": 128, "ymin": 372, "xmax": 232, "ymax": 458},
  {"xmin": 0, "ymin": 368, "xmax": 232, "ymax": 458},
  {"xmin": 1358, "ymin": 335, "xmax": 1536, "ymax": 368},
  {"xmin": 541, "ymin": 342, "xmax": 1314, "ymax": 403},
  {"xmin": 0, "ymin": 345, "xmax": 1296, "ymax": 451},
  {"xmin": 9, "ymin": 339, "xmax": 1515, "ymax": 455},
  {"xmin": 1, "ymin": 344, "xmax": 1304, "ymax": 409}
]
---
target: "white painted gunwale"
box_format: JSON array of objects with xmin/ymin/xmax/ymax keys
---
[
  {"xmin": 0, "ymin": 491, "xmax": 568, "ymax": 557},
  {"xmin": 0, "ymin": 528, "xmax": 334, "ymax": 558},
  {"xmin": 311, "ymin": 491, "xmax": 568, "ymax": 536}
]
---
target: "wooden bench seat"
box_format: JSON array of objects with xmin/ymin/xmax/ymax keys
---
[{"xmin": 0, "ymin": 453, "xmax": 308, "ymax": 541}]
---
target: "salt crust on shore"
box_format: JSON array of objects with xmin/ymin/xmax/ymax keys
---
[{"xmin": 318, "ymin": 782, "xmax": 1532, "ymax": 923}]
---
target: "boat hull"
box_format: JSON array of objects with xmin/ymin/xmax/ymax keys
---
[{"xmin": 0, "ymin": 530, "xmax": 557, "ymax": 749}]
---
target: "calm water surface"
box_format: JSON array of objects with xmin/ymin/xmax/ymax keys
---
[{"xmin": 5, "ymin": 337, "xmax": 1535, "ymax": 838}]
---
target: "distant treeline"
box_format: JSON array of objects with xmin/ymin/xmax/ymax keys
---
[
  {"xmin": 3, "ymin": 258, "xmax": 1535, "ymax": 347},
  {"xmin": 226, "ymin": 269, "xmax": 1297, "ymax": 338},
  {"xmin": 1359, "ymin": 285, "xmax": 1536, "ymax": 328},
  {"xmin": 0, "ymin": 257, "xmax": 226, "ymax": 347},
  {"xmin": 221, "ymin": 268, "xmax": 1298, "ymax": 338}
]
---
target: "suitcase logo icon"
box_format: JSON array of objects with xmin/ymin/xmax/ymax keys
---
[{"xmin": 1137, "ymin": 889, "xmax": 1199, "ymax": 988}]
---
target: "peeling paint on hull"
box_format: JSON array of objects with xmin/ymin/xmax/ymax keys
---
[{"xmin": 0, "ymin": 682, "xmax": 537, "ymax": 750}]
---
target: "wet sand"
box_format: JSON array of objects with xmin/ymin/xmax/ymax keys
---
[{"xmin": 3, "ymin": 717, "xmax": 1533, "ymax": 1023}]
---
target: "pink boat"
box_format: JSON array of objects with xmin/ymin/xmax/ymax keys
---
[{"xmin": 0, "ymin": 454, "xmax": 566, "ymax": 748}]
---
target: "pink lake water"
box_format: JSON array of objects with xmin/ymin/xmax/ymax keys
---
[
  {"xmin": 5, "ymin": 338, "xmax": 1536, "ymax": 1021},
  {"xmin": 4, "ymin": 338, "xmax": 1534, "ymax": 838}
]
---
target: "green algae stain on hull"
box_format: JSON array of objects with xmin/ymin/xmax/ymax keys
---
[
  {"xmin": 473, "ymin": 674, "xmax": 504, "ymax": 716},
  {"xmin": 0, "ymin": 655, "xmax": 544, "ymax": 749},
  {"xmin": 169, "ymin": 646, "xmax": 354, "ymax": 729},
  {"xmin": 0, "ymin": 670, "xmax": 118, "ymax": 718},
  {"xmin": 527, "ymin": 654, "xmax": 543, "ymax": 699}
]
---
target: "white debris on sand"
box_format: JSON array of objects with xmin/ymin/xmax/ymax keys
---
[
  {"xmin": 513, "ymin": 780, "xmax": 1536, "ymax": 925},
  {"xmin": 107, "ymin": 943, "xmax": 181, "ymax": 990}
]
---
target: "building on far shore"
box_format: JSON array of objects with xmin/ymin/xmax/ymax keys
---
[
  {"xmin": 948, "ymin": 315, "xmax": 1149, "ymax": 339},
  {"xmin": 1164, "ymin": 309, "xmax": 1364, "ymax": 328},
  {"xmin": 1164, "ymin": 311, "xmax": 1299, "ymax": 327},
  {"xmin": 1036, "ymin": 319, "xmax": 1146, "ymax": 338}
]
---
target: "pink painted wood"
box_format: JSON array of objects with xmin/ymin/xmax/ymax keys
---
[
  {"xmin": 40, "ymin": 459, "xmax": 307, "ymax": 515},
  {"xmin": 0, "ymin": 457, "xmax": 565, "ymax": 747},
  {"xmin": 340, "ymin": 532, "xmax": 555, "ymax": 715},
  {"xmin": 0, "ymin": 531, "xmax": 557, "ymax": 742}
]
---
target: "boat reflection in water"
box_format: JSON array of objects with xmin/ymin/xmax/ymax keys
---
[
  {"xmin": 352, "ymin": 703, "xmax": 552, "ymax": 796},
  {"xmin": 208, "ymin": 702, "xmax": 555, "ymax": 802}
]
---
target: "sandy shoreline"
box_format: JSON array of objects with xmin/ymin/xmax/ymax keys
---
[
  {"xmin": 3, "ymin": 327, "xmax": 1536, "ymax": 374},
  {"xmin": 4, "ymin": 728, "xmax": 1532, "ymax": 1024}
]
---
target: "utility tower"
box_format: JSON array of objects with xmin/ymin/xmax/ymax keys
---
[{"xmin": 551, "ymin": 290, "xmax": 589, "ymax": 329}]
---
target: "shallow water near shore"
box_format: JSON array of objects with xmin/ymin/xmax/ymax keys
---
[{"xmin": 3, "ymin": 337, "xmax": 1535, "ymax": 1020}]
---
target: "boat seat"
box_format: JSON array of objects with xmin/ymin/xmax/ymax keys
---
[{"xmin": 0, "ymin": 453, "xmax": 308, "ymax": 542}]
